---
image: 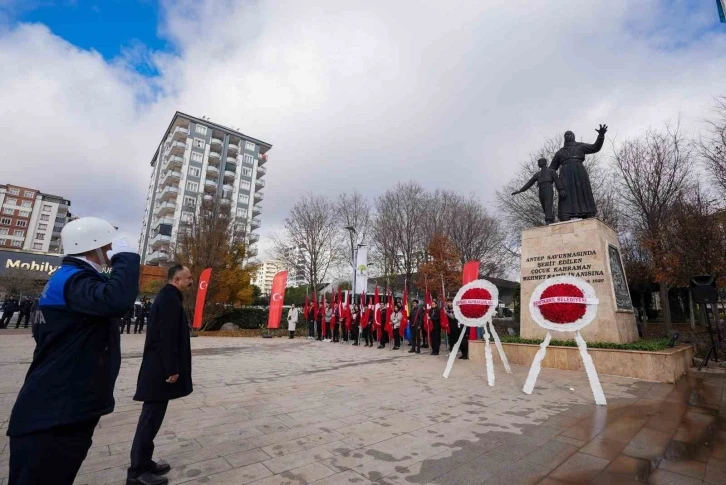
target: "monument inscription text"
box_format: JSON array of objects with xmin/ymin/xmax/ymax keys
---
[{"xmin": 522, "ymin": 250, "xmax": 605, "ymax": 282}]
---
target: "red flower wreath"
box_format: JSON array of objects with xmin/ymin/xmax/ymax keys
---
[
  {"xmin": 539, "ymin": 283, "xmax": 586, "ymax": 324},
  {"xmin": 459, "ymin": 288, "xmax": 491, "ymax": 319}
]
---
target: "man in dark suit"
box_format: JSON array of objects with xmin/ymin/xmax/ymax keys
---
[
  {"xmin": 127, "ymin": 264, "xmax": 193, "ymax": 485},
  {"xmin": 407, "ymin": 299, "xmax": 425, "ymax": 354}
]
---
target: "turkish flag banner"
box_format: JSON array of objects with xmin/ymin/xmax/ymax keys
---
[
  {"xmin": 267, "ymin": 270, "xmax": 289, "ymax": 329},
  {"xmin": 192, "ymin": 268, "xmax": 213, "ymax": 329}
]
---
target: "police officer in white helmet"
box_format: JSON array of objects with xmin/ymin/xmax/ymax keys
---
[{"xmin": 7, "ymin": 217, "xmax": 140, "ymax": 485}]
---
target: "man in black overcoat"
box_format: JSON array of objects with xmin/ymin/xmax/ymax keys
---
[{"xmin": 127, "ymin": 264, "xmax": 193, "ymax": 485}]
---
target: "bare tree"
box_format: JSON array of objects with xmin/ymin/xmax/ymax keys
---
[
  {"xmin": 448, "ymin": 195, "xmax": 511, "ymax": 278},
  {"xmin": 174, "ymin": 200, "xmax": 257, "ymax": 328},
  {"xmin": 373, "ymin": 182, "xmax": 427, "ymax": 285},
  {"xmin": 335, "ymin": 190, "xmax": 371, "ymax": 271},
  {"xmin": 420, "ymin": 189, "xmax": 458, "ymax": 260},
  {"xmin": 273, "ymin": 194, "xmax": 343, "ymax": 291},
  {"xmin": 612, "ymin": 121, "xmax": 694, "ymax": 334},
  {"xmin": 699, "ymin": 95, "xmax": 726, "ymax": 198},
  {"xmin": 0, "ymin": 273, "xmax": 44, "ymax": 297}
]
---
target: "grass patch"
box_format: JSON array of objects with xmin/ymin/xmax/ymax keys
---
[{"xmin": 498, "ymin": 335, "xmax": 673, "ymax": 351}]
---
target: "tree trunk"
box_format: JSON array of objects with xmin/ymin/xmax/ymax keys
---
[
  {"xmin": 659, "ymin": 283, "xmax": 672, "ymax": 336},
  {"xmin": 689, "ymin": 290, "xmax": 695, "ymax": 330}
]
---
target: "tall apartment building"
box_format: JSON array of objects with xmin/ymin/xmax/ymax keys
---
[
  {"xmin": 253, "ymin": 260, "xmax": 286, "ymax": 295},
  {"xmin": 139, "ymin": 112, "xmax": 271, "ymax": 265},
  {"xmin": 0, "ymin": 184, "xmax": 72, "ymax": 254}
]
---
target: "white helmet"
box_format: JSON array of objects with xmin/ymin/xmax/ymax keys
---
[{"xmin": 61, "ymin": 217, "xmax": 117, "ymax": 255}]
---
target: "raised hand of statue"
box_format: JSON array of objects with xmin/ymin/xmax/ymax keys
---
[
  {"xmin": 596, "ymin": 124, "xmax": 608, "ymax": 136},
  {"xmin": 511, "ymin": 191, "xmax": 519, "ymax": 196}
]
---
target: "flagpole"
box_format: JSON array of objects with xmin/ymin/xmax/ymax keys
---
[{"xmin": 442, "ymin": 274, "xmax": 449, "ymax": 353}]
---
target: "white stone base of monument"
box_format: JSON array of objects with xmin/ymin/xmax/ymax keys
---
[{"xmin": 520, "ymin": 219, "xmax": 638, "ymax": 343}]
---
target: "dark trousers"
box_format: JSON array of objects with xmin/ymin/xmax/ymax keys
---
[
  {"xmin": 289, "ymin": 330, "xmax": 295, "ymax": 338},
  {"xmin": 394, "ymin": 330, "xmax": 401, "ymax": 348},
  {"xmin": 9, "ymin": 417, "xmax": 99, "ymax": 485},
  {"xmin": 134, "ymin": 317, "xmax": 145, "ymax": 333},
  {"xmin": 15, "ymin": 312, "xmax": 30, "ymax": 328},
  {"xmin": 316, "ymin": 321, "xmax": 322, "ymax": 340},
  {"xmin": 431, "ymin": 327, "xmax": 441, "ymax": 354},
  {"xmin": 410, "ymin": 324, "xmax": 421, "ymax": 352},
  {"xmin": 121, "ymin": 318, "xmax": 132, "ymax": 333},
  {"xmin": 379, "ymin": 330, "xmax": 389, "ymax": 347},
  {"xmin": 448, "ymin": 323, "xmax": 459, "ymax": 351},
  {"xmin": 351, "ymin": 325, "xmax": 359, "ymax": 343},
  {"xmin": 128, "ymin": 401, "xmax": 169, "ymax": 479},
  {"xmin": 332, "ymin": 324, "xmax": 340, "ymax": 342},
  {"xmin": 1, "ymin": 311, "xmax": 13, "ymax": 328},
  {"xmin": 308, "ymin": 320, "xmax": 315, "ymax": 338},
  {"xmin": 362, "ymin": 326, "xmax": 372, "ymax": 345},
  {"xmin": 460, "ymin": 326, "xmax": 469, "ymax": 358}
]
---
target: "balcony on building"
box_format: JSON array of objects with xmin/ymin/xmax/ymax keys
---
[
  {"xmin": 147, "ymin": 250, "xmax": 171, "ymax": 264},
  {"xmin": 257, "ymin": 165, "xmax": 266, "ymax": 176},
  {"xmin": 255, "ymin": 178, "xmax": 265, "ymax": 188},
  {"xmin": 159, "ymin": 186, "xmax": 179, "ymax": 202},
  {"xmin": 220, "ymin": 197, "xmax": 231, "ymax": 206},
  {"xmin": 208, "ymin": 151, "xmax": 221, "ymax": 165},
  {"xmin": 248, "ymin": 246, "xmax": 258, "ymax": 257},
  {"xmin": 258, "ymin": 152, "xmax": 268, "ymax": 166},
  {"xmin": 210, "ymin": 137, "xmax": 223, "ymax": 153},
  {"xmin": 249, "ymin": 233, "xmax": 260, "ymax": 244},
  {"xmin": 150, "ymin": 233, "xmax": 171, "ymax": 249},
  {"xmin": 252, "ymin": 204, "xmax": 262, "ymax": 216},
  {"xmin": 227, "ymin": 142, "xmax": 239, "ymax": 156},
  {"xmin": 161, "ymin": 170, "xmax": 181, "ymax": 186},
  {"xmin": 164, "ymin": 154, "xmax": 184, "ymax": 171},
  {"xmin": 254, "ymin": 191, "xmax": 264, "ymax": 201},
  {"xmin": 223, "ymin": 184, "xmax": 234, "ymax": 193},
  {"xmin": 223, "ymin": 166, "xmax": 236, "ymax": 181},
  {"xmin": 203, "ymin": 194, "xmax": 214, "ymax": 202},
  {"xmin": 203, "ymin": 180, "xmax": 217, "ymax": 192},
  {"xmin": 167, "ymin": 140, "xmax": 186, "ymax": 156},
  {"xmin": 251, "ymin": 218, "xmax": 261, "ymax": 229},
  {"xmin": 154, "ymin": 201, "xmax": 176, "ymax": 217},
  {"xmin": 153, "ymin": 217, "xmax": 174, "ymax": 231},
  {"xmin": 172, "ymin": 126, "xmax": 189, "ymax": 141},
  {"xmin": 206, "ymin": 164, "xmax": 219, "ymax": 176}
]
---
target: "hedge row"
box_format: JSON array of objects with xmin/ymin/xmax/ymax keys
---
[
  {"xmin": 206, "ymin": 307, "xmax": 286, "ymax": 331},
  {"xmin": 498, "ymin": 335, "xmax": 672, "ymax": 352}
]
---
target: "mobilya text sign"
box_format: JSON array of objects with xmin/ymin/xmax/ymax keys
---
[{"xmin": 1, "ymin": 250, "xmax": 110, "ymax": 279}]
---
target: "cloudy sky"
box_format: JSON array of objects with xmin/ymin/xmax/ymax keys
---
[{"xmin": 1, "ymin": 0, "xmax": 725, "ymax": 258}]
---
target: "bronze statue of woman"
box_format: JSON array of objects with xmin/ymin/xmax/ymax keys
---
[{"xmin": 549, "ymin": 124, "xmax": 607, "ymax": 221}]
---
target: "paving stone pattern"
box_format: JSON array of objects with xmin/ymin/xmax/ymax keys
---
[{"xmin": 0, "ymin": 334, "xmax": 724, "ymax": 484}]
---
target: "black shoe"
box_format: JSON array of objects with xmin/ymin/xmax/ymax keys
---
[
  {"xmin": 408, "ymin": 349, "xmax": 416, "ymax": 353},
  {"xmin": 431, "ymin": 352, "xmax": 439, "ymax": 355},
  {"xmin": 127, "ymin": 472, "xmax": 168, "ymax": 485},
  {"xmin": 150, "ymin": 460, "xmax": 171, "ymax": 476},
  {"xmin": 352, "ymin": 342, "xmax": 359, "ymax": 346},
  {"xmin": 421, "ymin": 344, "xmax": 429, "ymax": 349},
  {"xmin": 377, "ymin": 345, "xmax": 385, "ymax": 349},
  {"xmin": 393, "ymin": 346, "xmax": 400, "ymax": 350},
  {"xmin": 415, "ymin": 350, "xmax": 421, "ymax": 354},
  {"xmin": 459, "ymin": 355, "xmax": 468, "ymax": 360}
]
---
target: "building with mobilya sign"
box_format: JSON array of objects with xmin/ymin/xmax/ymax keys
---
[
  {"xmin": 138, "ymin": 112, "xmax": 272, "ymax": 266},
  {"xmin": 0, "ymin": 184, "xmax": 73, "ymax": 254}
]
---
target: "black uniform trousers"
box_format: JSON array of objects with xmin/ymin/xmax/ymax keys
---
[
  {"xmin": 15, "ymin": 312, "xmax": 31, "ymax": 328},
  {"xmin": 410, "ymin": 323, "xmax": 421, "ymax": 352},
  {"xmin": 308, "ymin": 319, "xmax": 315, "ymax": 338},
  {"xmin": 459, "ymin": 326, "xmax": 470, "ymax": 358},
  {"xmin": 1, "ymin": 311, "xmax": 13, "ymax": 328},
  {"xmin": 431, "ymin": 327, "xmax": 441, "ymax": 354},
  {"xmin": 121, "ymin": 317, "xmax": 132, "ymax": 334},
  {"xmin": 316, "ymin": 320, "xmax": 322, "ymax": 340},
  {"xmin": 134, "ymin": 316, "xmax": 145, "ymax": 333},
  {"xmin": 393, "ymin": 329, "xmax": 401, "ymax": 348},
  {"xmin": 128, "ymin": 401, "xmax": 169, "ymax": 479},
  {"xmin": 9, "ymin": 417, "xmax": 100, "ymax": 485},
  {"xmin": 362, "ymin": 326, "xmax": 373, "ymax": 346}
]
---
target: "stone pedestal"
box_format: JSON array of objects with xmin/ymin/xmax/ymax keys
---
[{"xmin": 520, "ymin": 219, "xmax": 638, "ymax": 343}]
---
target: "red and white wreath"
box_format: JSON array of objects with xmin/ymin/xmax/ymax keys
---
[
  {"xmin": 529, "ymin": 275, "xmax": 599, "ymax": 332},
  {"xmin": 453, "ymin": 279, "xmax": 499, "ymax": 327}
]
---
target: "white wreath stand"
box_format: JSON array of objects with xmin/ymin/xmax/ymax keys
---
[
  {"xmin": 443, "ymin": 318, "xmax": 512, "ymax": 385},
  {"xmin": 522, "ymin": 330, "xmax": 607, "ymax": 406}
]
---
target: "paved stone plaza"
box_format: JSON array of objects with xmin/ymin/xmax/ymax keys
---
[{"xmin": 0, "ymin": 334, "xmax": 725, "ymax": 484}]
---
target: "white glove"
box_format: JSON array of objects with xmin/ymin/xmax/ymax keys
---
[{"xmin": 107, "ymin": 237, "xmax": 138, "ymax": 259}]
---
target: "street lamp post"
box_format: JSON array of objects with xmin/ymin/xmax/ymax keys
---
[{"xmin": 344, "ymin": 226, "xmax": 357, "ymax": 298}]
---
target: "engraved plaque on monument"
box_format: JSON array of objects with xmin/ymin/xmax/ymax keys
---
[{"xmin": 519, "ymin": 219, "xmax": 638, "ymax": 343}]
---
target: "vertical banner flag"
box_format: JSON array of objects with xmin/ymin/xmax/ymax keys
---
[
  {"xmin": 374, "ymin": 286, "xmax": 381, "ymax": 343},
  {"xmin": 267, "ymin": 270, "xmax": 288, "ymax": 329},
  {"xmin": 355, "ymin": 246, "xmax": 368, "ymax": 296},
  {"xmin": 192, "ymin": 268, "xmax": 213, "ymax": 329},
  {"xmin": 313, "ymin": 290, "xmax": 318, "ymax": 322},
  {"xmin": 322, "ymin": 292, "xmax": 327, "ymax": 338},
  {"xmin": 400, "ymin": 281, "xmax": 409, "ymax": 337},
  {"xmin": 463, "ymin": 261, "xmax": 481, "ymax": 340},
  {"xmin": 440, "ymin": 276, "xmax": 449, "ymax": 333}
]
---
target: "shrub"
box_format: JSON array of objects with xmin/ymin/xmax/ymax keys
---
[
  {"xmin": 206, "ymin": 307, "xmax": 285, "ymax": 331},
  {"xmin": 498, "ymin": 335, "xmax": 672, "ymax": 352}
]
